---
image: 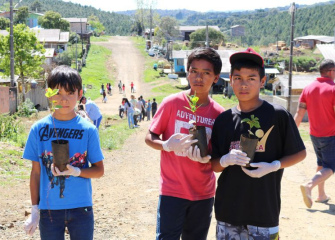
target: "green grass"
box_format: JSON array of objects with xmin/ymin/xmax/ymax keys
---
[
  {"xmin": 90, "ymin": 35, "xmax": 111, "ymax": 42},
  {"xmin": 298, "ymin": 128, "xmax": 310, "ymax": 142},
  {"xmin": 99, "ymin": 117, "xmax": 140, "ymax": 150},
  {"xmin": 80, "ymin": 44, "xmax": 113, "ymax": 100}
]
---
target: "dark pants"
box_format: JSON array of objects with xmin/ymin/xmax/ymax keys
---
[
  {"xmin": 156, "ymin": 195, "xmax": 214, "ymax": 240},
  {"xmin": 39, "ymin": 207, "xmax": 94, "ymax": 240},
  {"xmin": 152, "ymin": 109, "xmax": 157, "ymax": 118}
]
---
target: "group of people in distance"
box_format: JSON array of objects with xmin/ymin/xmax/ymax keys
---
[
  {"xmin": 23, "ymin": 46, "xmax": 334, "ymax": 240},
  {"xmin": 120, "ymin": 94, "xmax": 157, "ymax": 129}
]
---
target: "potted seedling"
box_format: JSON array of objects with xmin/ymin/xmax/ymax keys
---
[
  {"xmin": 185, "ymin": 92, "xmax": 208, "ymax": 157},
  {"xmin": 45, "ymin": 88, "xmax": 69, "ymax": 172},
  {"xmin": 240, "ymin": 115, "xmax": 263, "ymax": 168}
]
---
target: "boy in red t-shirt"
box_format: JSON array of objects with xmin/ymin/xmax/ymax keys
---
[{"xmin": 145, "ymin": 47, "xmax": 224, "ymax": 240}]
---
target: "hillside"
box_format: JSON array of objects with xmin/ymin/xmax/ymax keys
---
[{"xmin": 1, "ymin": 0, "xmax": 335, "ymax": 46}]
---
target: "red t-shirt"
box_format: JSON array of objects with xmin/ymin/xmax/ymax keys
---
[
  {"xmin": 149, "ymin": 91, "xmax": 225, "ymax": 200},
  {"xmin": 299, "ymin": 77, "xmax": 335, "ymax": 137}
]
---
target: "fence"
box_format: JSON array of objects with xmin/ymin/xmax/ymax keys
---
[
  {"xmin": 0, "ymin": 86, "xmax": 17, "ymax": 114},
  {"xmin": 24, "ymin": 87, "xmax": 49, "ymax": 110}
]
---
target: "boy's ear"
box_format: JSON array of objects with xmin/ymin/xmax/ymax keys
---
[
  {"xmin": 78, "ymin": 90, "xmax": 83, "ymax": 100},
  {"xmin": 213, "ymin": 74, "xmax": 220, "ymax": 84},
  {"xmin": 260, "ymin": 76, "xmax": 266, "ymax": 88}
]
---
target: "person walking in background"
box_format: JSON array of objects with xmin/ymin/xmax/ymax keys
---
[
  {"xmin": 118, "ymin": 80, "xmax": 122, "ymax": 93},
  {"xmin": 136, "ymin": 97, "xmax": 144, "ymax": 123},
  {"xmin": 146, "ymin": 99, "xmax": 152, "ymax": 121},
  {"xmin": 130, "ymin": 95, "xmax": 139, "ymax": 126},
  {"xmin": 131, "ymin": 82, "xmax": 134, "ymax": 93},
  {"xmin": 151, "ymin": 98, "xmax": 157, "ymax": 118},
  {"xmin": 102, "ymin": 90, "xmax": 107, "ymax": 103},
  {"xmin": 294, "ymin": 59, "xmax": 335, "ymax": 208},
  {"xmin": 80, "ymin": 96, "xmax": 103, "ymax": 129},
  {"xmin": 140, "ymin": 95, "xmax": 146, "ymax": 121},
  {"xmin": 23, "ymin": 65, "xmax": 104, "ymax": 239},
  {"xmin": 122, "ymin": 84, "xmax": 125, "ymax": 94},
  {"xmin": 123, "ymin": 98, "xmax": 135, "ymax": 129}
]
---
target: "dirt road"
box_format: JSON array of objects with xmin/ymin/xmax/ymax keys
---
[{"xmin": 0, "ymin": 36, "xmax": 334, "ymax": 239}]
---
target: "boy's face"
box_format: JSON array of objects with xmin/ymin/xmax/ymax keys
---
[
  {"xmin": 230, "ymin": 67, "xmax": 266, "ymax": 104},
  {"xmin": 50, "ymin": 86, "xmax": 83, "ymax": 121},
  {"xmin": 188, "ymin": 59, "xmax": 219, "ymax": 95}
]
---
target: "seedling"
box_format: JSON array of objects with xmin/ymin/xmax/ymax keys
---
[
  {"xmin": 241, "ymin": 115, "xmax": 263, "ymax": 138},
  {"xmin": 45, "ymin": 88, "xmax": 63, "ymax": 142},
  {"xmin": 184, "ymin": 92, "xmax": 202, "ymax": 127}
]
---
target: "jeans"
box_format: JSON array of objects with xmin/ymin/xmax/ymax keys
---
[
  {"xmin": 93, "ymin": 116, "xmax": 102, "ymax": 129},
  {"xmin": 127, "ymin": 111, "xmax": 134, "ymax": 128},
  {"xmin": 156, "ymin": 195, "xmax": 214, "ymax": 240},
  {"xmin": 39, "ymin": 207, "xmax": 94, "ymax": 240},
  {"xmin": 310, "ymin": 135, "xmax": 335, "ymax": 172}
]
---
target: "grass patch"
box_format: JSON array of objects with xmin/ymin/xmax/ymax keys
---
[
  {"xmin": 81, "ymin": 44, "xmax": 113, "ymax": 100},
  {"xmin": 298, "ymin": 128, "xmax": 310, "ymax": 142},
  {"xmin": 90, "ymin": 35, "xmax": 111, "ymax": 42},
  {"xmin": 99, "ymin": 117, "xmax": 139, "ymax": 150},
  {"xmin": 212, "ymin": 95, "xmax": 239, "ymax": 110}
]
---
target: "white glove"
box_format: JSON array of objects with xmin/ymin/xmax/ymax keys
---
[
  {"xmin": 162, "ymin": 133, "xmax": 197, "ymax": 153},
  {"xmin": 220, "ymin": 149, "xmax": 250, "ymax": 168},
  {"xmin": 242, "ymin": 160, "xmax": 281, "ymax": 178},
  {"xmin": 186, "ymin": 145, "xmax": 211, "ymax": 164},
  {"xmin": 24, "ymin": 205, "xmax": 39, "ymax": 236},
  {"xmin": 51, "ymin": 164, "xmax": 81, "ymax": 177}
]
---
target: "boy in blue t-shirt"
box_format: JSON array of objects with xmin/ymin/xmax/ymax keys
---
[{"xmin": 23, "ymin": 65, "xmax": 104, "ymax": 239}]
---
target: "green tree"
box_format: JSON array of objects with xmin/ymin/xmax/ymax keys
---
[
  {"xmin": 88, "ymin": 14, "xmax": 105, "ymax": 36},
  {"xmin": 189, "ymin": 28, "xmax": 225, "ymax": 49},
  {"xmin": 155, "ymin": 16, "xmax": 180, "ymax": 43},
  {"xmin": 38, "ymin": 11, "xmax": 69, "ymax": 31},
  {"xmin": 14, "ymin": 6, "xmax": 29, "ymax": 25},
  {"xmin": 0, "ymin": 17, "xmax": 10, "ymax": 29},
  {"xmin": 30, "ymin": 0, "xmax": 44, "ymax": 12},
  {"xmin": 0, "ymin": 24, "xmax": 45, "ymax": 100}
]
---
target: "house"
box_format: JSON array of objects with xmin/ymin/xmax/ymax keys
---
[
  {"xmin": 316, "ymin": 43, "xmax": 335, "ymax": 61},
  {"xmin": 272, "ymin": 74, "xmax": 317, "ymax": 96},
  {"xmin": 178, "ymin": 26, "xmax": 220, "ymax": 41},
  {"xmin": 26, "ymin": 12, "xmax": 44, "ymax": 28},
  {"xmin": 63, "ymin": 18, "xmax": 92, "ymax": 43},
  {"xmin": 31, "ymin": 28, "xmax": 69, "ymax": 53},
  {"xmin": 264, "ymin": 68, "xmax": 280, "ymax": 91},
  {"xmin": 231, "ymin": 25, "xmax": 245, "ymax": 37},
  {"xmin": 293, "ymin": 35, "xmax": 334, "ymax": 49},
  {"xmin": 171, "ymin": 49, "xmax": 236, "ymax": 93}
]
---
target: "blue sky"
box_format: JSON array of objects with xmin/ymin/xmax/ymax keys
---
[{"xmin": 63, "ymin": 0, "xmax": 330, "ymax": 13}]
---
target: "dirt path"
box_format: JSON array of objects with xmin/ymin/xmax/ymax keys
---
[{"xmin": 0, "ymin": 37, "xmax": 335, "ymax": 239}]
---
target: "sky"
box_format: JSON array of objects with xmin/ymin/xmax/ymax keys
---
[{"xmin": 63, "ymin": 0, "xmax": 330, "ymax": 13}]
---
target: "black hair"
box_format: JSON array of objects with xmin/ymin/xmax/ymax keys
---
[
  {"xmin": 47, "ymin": 65, "xmax": 82, "ymax": 93},
  {"xmin": 78, "ymin": 104, "xmax": 84, "ymax": 110},
  {"xmin": 187, "ymin": 47, "xmax": 222, "ymax": 75},
  {"xmin": 230, "ymin": 59, "xmax": 265, "ymax": 80},
  {"xmin": 123, "ymin": 98, "xmax": 131, "ymax": 107},
  {"xmin": 320, "ymin": 59, "xmax": 335, "ymax": 74}
]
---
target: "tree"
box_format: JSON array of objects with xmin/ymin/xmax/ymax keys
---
[
  {"xmin": 0, "ymin": 24, "xmax": 45, "ymax": 100},
  {"xmin": 155, "ymin": 16, "xmax": 180, "ymax": 43},
  {"xmin": 190, "ymin": 28, "xmax": 225, "ymax": 49},
  {"xmin": 88, "ymin": 15, "xmax": 105, "ymax": 36},
  {"xmin": 38, "ymin": 11, "xmax": 70, "ymax": 31},
  {"xmin": 14, "ymin": 6, "xmax": 29, "ymax": 25},
  {"xmin": 0, "ymin": 17, "xmax": 10, "ymax": 30},
  {"xmin": 30, "ymin": 0, "xmax": 44, "ymax": 12}
]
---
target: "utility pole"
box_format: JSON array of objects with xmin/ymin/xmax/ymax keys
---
[
  {"xmin": 80, "ymin": 18, "xmax": 84, "ymax": 52},
  {"xmin": 75, "ymin": 37, "xmax": 78, "ymax": 70},
  {"xmin": 288, "ymin": 2, "xmax": 296, "ymax": 113},
  {"xmin": 149, "ymin": 6, "xmax": 152, "ymax": 42},
  {"xmin": 10, "ymin": 0, "xmax": 15, "ymax": 87}
]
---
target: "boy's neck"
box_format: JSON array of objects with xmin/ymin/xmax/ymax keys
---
[
  {"xmin": 187, "ymin": 90, "xmax": 210, "ymax": 106},
  {"xmin": 237, "ymin": 99, "xmax": 263, "ymax": 113},
  {"xmin": 52, "ymin": 111, "xmax": 77, "ymax": 121}
]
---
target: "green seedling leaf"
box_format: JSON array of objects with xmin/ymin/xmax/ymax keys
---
[{"xmin": 45, "ymin": 88, "xmax": 59, "ymax": 98}]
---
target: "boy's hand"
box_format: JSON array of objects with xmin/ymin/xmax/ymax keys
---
[
  {"xmin": 186, "ymin": 145, "xmax": 211, "ymax": 164},
  {"xmin": 162, "ymin": 133, "xmax": 197, "ymax": 153},
  {"xmin": 242, "ymin": 160, "xmax": 281, "ymax": 178},
  {"xmin": 24, "ymin": 205, "xmax": 39, "ymax": 236},
  {"xmin": 220, "ymin": 149, "xmax": 250, "ymax": 168},
  {"xmin": 51, "ymin": 164, "xmax": 81, "ymax": 177}
]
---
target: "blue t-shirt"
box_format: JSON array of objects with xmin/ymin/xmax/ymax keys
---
[{"xmin": 23, "ymin": 115, "xmax": 104, "ymax": 210}]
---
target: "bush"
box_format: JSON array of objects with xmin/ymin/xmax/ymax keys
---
[{"xmin": 17, "ymin": 98, "xmax": 37, "ymax": 117}]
